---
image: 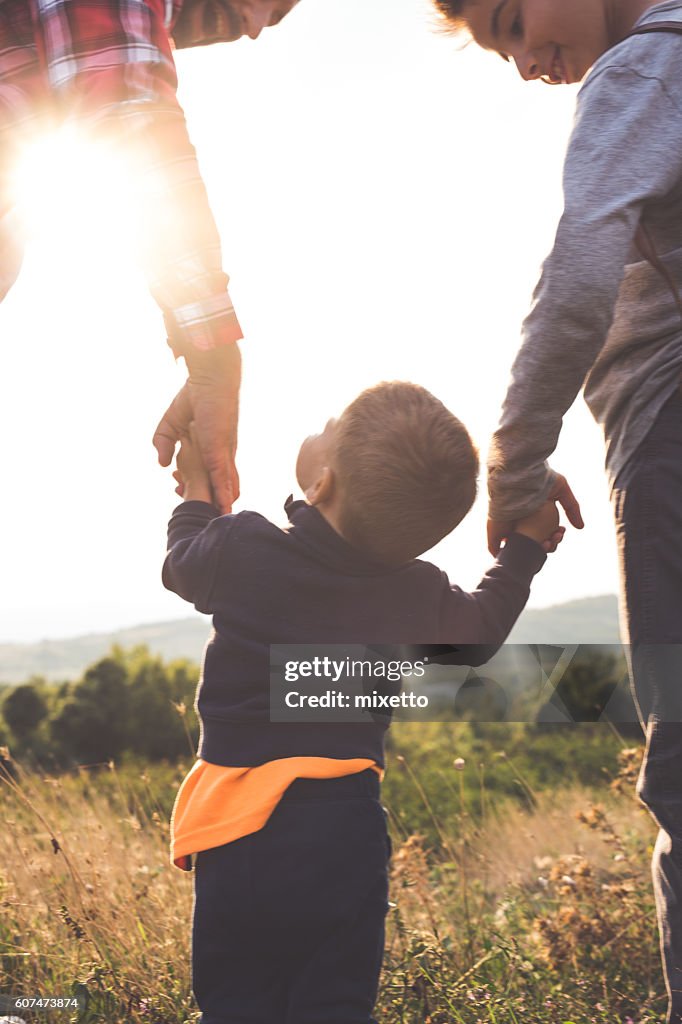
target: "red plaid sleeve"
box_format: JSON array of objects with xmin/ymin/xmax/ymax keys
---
[{"xmin": 28, "ymin": 0, "xmax": 242, "ymax": 352}]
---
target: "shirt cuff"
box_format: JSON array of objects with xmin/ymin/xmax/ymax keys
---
[
  {"xmin": 170, "ymin": 499, "xmax": 221, "ymax": 519},
  {"xmin": 165, "ymin": 293, "xmax": 243, "ymax": 357},
  {"xmin": 498, "ymin": 532, "xmax": 547, "ymax": 579},
  {"xmin": 487, "ymin": 467, "xmax": 559, "ymax": 523}
]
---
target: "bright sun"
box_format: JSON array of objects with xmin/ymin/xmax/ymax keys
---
[{"xmin": 11, "ymin": 125, "xmax": 137, "ymax": 266}]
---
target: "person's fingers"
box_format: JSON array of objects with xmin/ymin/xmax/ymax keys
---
[
  {"xmin": 552, "ymin": 526, "xmax": 566, "ymax": 550},
  {"xmin": 172, "ymin": 470, "xmax": 185, "ymax": 497},
  {"xmin": 230, "ymin": 462, "xmax": 240, "ymax": 506},
  {"xmin": 551, "ymin": 475, "xmax": 584, "ymax": 530},
  {"xmin": 152, "ymin": 383, "xmax": 193, "ymax": 467},
  {"xmin": 487, "ymin": 519, "xmax": 512, "ymax": 557},
  {"xmin": 206, "ymin": 457, "xmax": 238, "ymax": 514},
  {"xmin": 487, "ymin": 521, "xmax": 500, "ymax": 557},
  {"xmin": 193, "ymin": 418, "xmax": 237, "ymax": 512},
  {"xmin": 541, "ymin": 526, "xmax": 566, "ymax": 553},
  {"xmin": 190, "ymin": 381, "xmax": 240, "ymax": 513}
]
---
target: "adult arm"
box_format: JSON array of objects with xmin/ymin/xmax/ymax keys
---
[
  {"xmin": 488, "ymin": 63, "xmax": 682, "ymax": 525},
  {"xmin": 33, "ymin": 0, "xmax": 242, "ymax": 510}
]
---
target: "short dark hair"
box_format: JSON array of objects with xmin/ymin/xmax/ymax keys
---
[
  {"xmin": 332, "ymin": 382, "xmax": 479, "ymax": 566},
  {"xmin": 431, "ymin": 0, "xmax": 469, "ymax": 33}
]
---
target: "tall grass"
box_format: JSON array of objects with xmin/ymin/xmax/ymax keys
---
[{"xmin": 0, "ymin": 727, "xmax": 665, "ymax": 1023}]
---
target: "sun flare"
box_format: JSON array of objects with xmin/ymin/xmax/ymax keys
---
[{"xmin": 11, "ymin": 125, "xmax": 138, "ymax": 265}]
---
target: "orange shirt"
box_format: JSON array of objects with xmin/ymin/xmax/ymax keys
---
[{"xmin": 171, "ymin": 757, "xmax": 382, "ymax": 871}]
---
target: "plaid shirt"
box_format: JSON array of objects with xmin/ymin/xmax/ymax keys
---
[{"xmin": 0, "ymin": 0, "xmax": 242, "ymax": 353}]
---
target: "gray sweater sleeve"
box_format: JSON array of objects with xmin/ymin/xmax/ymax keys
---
[{"xmin": 488, "ymin": 62, "xmax": 682, "ymax": 521}]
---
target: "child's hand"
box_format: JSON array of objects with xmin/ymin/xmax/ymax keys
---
[
  {"xmin": 174, "ymin": 423, "xmax": 214, "ymax": 504},
  {"xmin": 514, "ymin": 501, "xmax": 565, "ymax": 554}
]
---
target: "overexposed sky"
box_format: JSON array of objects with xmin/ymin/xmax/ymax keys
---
[{"xmin": 0, "ymin": 0, "xmax": 618, "ymax": 643}]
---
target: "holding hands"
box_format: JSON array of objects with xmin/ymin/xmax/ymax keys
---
[
  {"xmin": 154, "ymin": 344, "xmax": 241, "ymax": 514},
  {"xmin": 173, "ymin": 423, "xmax": 214, "ymax": 506},
  {"xmin": 488, "ymin": 474, "xmax": 583, "ymax": 556},
  {"xmin": 514, "ymin": 500, "xmax": 565, "ymax": 554}
]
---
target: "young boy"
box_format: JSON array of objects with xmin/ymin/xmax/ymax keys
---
[
  {"xmin": 164, "ymin": 380, "xmax": 561, "ymax": 1024},
  {"xmin": 432, "ymin": 2, "xmax": 682, "ymax": 1020}
]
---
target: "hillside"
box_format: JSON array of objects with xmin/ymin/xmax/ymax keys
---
[
  {"xmin": 0, "ymin": 595, "xmax": 621, "ymax": 685},
  {"xmin": 508, "ymin": 593, "xmax": 621, "ymax": 644},
  {"xmin": 0, "ymin": 617, "xmax": 211, "ymax": 684}
]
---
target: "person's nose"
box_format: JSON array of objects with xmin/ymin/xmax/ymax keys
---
[
  {"xmin": 513, "ymin": 50, "xmax": 543, "ymax": 81},
  {"xmin": 246, "ymin": 2, "xmax": 277, "ymax": 38}
]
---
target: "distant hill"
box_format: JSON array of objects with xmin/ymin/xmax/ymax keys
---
[
  {"xmin": 509, "ymin": 594, "xmax": 621, "ymax": 645},
  {"xmin": 0, "ymin": 617, "xmax": 211, "ymax": 685},
  {"xmin": 0, "ymin": 595, "xmax": 622, "ymax": 686}
]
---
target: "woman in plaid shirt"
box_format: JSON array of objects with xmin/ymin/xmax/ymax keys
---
[{"xmin": 0, "ymin": 0, "xmax": 299, "ymax": 511}]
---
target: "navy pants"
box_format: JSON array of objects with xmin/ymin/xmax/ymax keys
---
[
  {"xmin": 192, "ymin": 769, "xmax": 390, "ymax": 1024},
  {"xmin": 613, "ymin": 390, "xmax": 682, "ymax": 1023}
]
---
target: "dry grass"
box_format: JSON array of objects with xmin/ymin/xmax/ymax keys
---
[
  {"xmin": 0, "ymin": 747, "xmax": 666, "ymax": 1024},
  {"xmin": 0, "ymin": 757, "xmax": 195, "ymax": 1023}
]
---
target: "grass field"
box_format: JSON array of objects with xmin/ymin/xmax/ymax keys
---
[{"xmin": 0, "ymin": 723, "xmax": 666, "ymax": 1023}]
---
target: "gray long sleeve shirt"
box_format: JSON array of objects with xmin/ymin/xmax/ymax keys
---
[{"xmin": 488, "ymin": 1, "xmax": 682, "ymax": 521}]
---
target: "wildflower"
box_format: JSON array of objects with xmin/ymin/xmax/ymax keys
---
[
  {"xmin": 58, "ymin": 904, "xmax": 86, "ymax": 940},
  {"xmin": 494, "ymin": 900, "xmax": 511, "ymax": 926},
  {"xmin": 453, "ymin": 757, "xmax": 465, "ymax": 770},
  {"xmin": 576, "ymin": 803, "xmax": 607, "ymax": 828}
]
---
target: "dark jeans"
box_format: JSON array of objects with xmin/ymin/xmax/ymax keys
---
[
  {"xmin": 192, "ymin": 769, "xmax": 390, "ymax": 1024},
  {"xmin": 613, "ymin": 391, "xmax": 682, "ymax": 1023}
]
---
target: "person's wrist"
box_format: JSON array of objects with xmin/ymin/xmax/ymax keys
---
[
  {"xmin": 512, "ymin": 526, "xmax": 544, "ymax": 546},
  {"xmin": 183, "ymin": 478, "xmax": 213, "ymax": 503},
  {"xmin": 185, "ymin": 341, "xmax": 242, "ymax": 383}
]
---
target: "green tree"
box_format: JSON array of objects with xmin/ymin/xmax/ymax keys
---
[
  {"xmin": 50, "ymin": 657, "xmax": 130, "ymax": 763},
  {"xmin": 127, "ymin": 657, "xmax": 190, "ymax": 760},
  {"xmin": 2, "ymin": 682, "xmax": 48, "ymax": 740}
]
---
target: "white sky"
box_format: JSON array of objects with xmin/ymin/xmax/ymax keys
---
[{"xmin": 0, "ymin": 0, "xmax": 619, "ymax": 643}]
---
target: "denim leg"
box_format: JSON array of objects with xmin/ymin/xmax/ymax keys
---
[{"xmin": 614, "ymin": 392, "xmax": 682, "ymax": 1023}]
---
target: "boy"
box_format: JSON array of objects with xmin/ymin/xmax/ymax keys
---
[
  {"xmin": 164, "ymin": 380, "xmax": 562, "ymax": 1024},
  {"xmin": 432, "ymin": 2, "xmax": 682, "ymax": 1020}
]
